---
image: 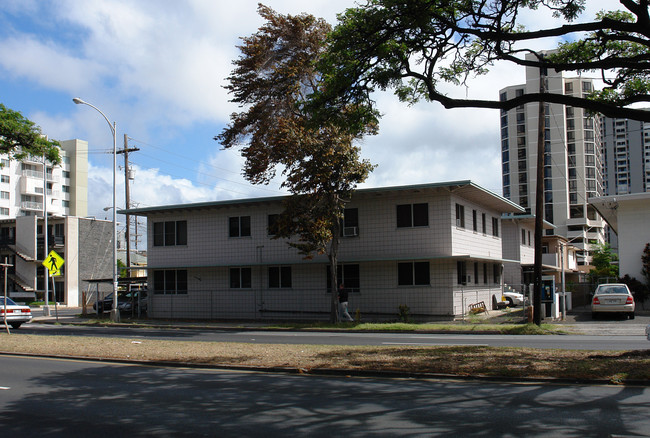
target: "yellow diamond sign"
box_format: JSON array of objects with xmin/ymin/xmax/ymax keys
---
[{"xmin": 42, "ymin": 250, "xmax": 64, "ymax": 277}]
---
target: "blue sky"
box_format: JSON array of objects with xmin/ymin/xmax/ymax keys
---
[{"xmin": 0, "ymin": 0, "xmax": 610, "ymax": 220}]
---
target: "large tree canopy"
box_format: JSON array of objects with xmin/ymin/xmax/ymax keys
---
[
  {"xmin": 0, "ymin": 103, "xmax": 60, "ymax": 164},
  {"xmin": 216, "ymin": 5, "xmax": 375, "ymax": 322},
  {"xmin": 313, "ymin": 0, "xmax": 650, "ymax": 129}
]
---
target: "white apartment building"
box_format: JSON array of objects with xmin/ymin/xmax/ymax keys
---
[
  {"xmin": 126, "ymin": 181, "xmax": 525, "ymax": 321},
  {"xmin": 601, "ymin": 115, "xmax": 650, "ymax": 196},
  {"xmin": 0, "ymin": 215, "xmax": 113, "ymax": 305},
  {"xmin": 0, "ymin": 139, "xmax": 88, "ymax": 219},
  {"xmin": 500, "ymin": 53, "xmax": 606, "ymax": 266}
]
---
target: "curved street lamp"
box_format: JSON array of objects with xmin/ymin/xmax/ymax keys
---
[{"xmin": 72, "ymin": 98, "xmax": 119, "ymax": 322}]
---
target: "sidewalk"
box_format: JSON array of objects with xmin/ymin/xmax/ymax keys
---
[{"xmin": 29, "ymin": 304, "xmax": 650, "ymax": 337}]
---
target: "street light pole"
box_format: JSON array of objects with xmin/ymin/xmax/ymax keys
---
[{"xmin": 72, "ymin": 98, "xmax": 120, "ymax": 323}]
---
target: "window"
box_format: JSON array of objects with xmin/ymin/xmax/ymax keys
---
[
  {"xmin": 267, "ymin": 214, "xmax": 279, "ymax": 236},
  {"xmin": 63, "ymin": 201, "xmax": 70, "ymax": 208},
  {"xmin": 0, "ymin": 175, "xmax": 8, "ymax": 183},
  {"xmin": 0, "ymin": 208, "xmax": 8, "ymax": 216},
  {"xmin": 229, "ymin": 216, "xmax": 251, "ymax": 237},
  {"xmin": 63, "ymin": 171, "xmax": 70, "ymax": 179},
  {"xmin": 341, "ymin": 208, "xmax": 359, "ymax": 236},
  {"xmin": 483, "ymin": 264, "xmax": 488, "ymax": 284},
  {"xmin": 153, "ymin": 269, "xmax": 188, "ymax": 294},
  {"xmin": 493, "ymin": 264, "xmax": 501, "ymax": 284},
  {"xmin": 230, "ymin": 267, "xmax": 252, "ymax": 289},
  {"xmin": 528, "ymin": 231, "xmax": 531, "ymax": 246},
  {"xmin": 492, "ymin": 217, "xmax": 499, "ymax": 237},
  {"xmin": 472, "ymin": 210, "xmax": 477, "ymax": 232},
  {"xmin": 455, "ymin": 204, "xmax": 465, "ymax": 228},
  {"xmin": 0, "ymin": 159, "xmax": 9, "ymax": 167},
  {"xmin": 457, "ymin": 261, "xmax": 467, "ymax": 285},
  {"xmin": 327, "ymin": 264, "xmax": 360, "ymax": 292},
  {"xmin": 153, "ymin": 220, "xmax": 187, "ymax": 246},
  {"xmin": 396, "ymin": 203, "xmax": 428, "ymax": 228},
  {"xmin": 0, "ymin": 191, "xmax": 9, "ymax": 200},
  {"xmin": 269, "ymin": 266, "xmax": 292, "ymax": 288},
  {"xmin": 474, "ymin": 262, "xmax": 479, "ymax": 284},
  {"xmin": 398, "ymin": 261, "xmax": 430, "ymax": 286},
  {"xmin": 481, "ymin": 213, "xmax": 486, "ymax": 234},
  {"xmin": 521, "ymin": 229, "xmax": 526, "ymax": 245},
  {"xmin": 62, "ymin": 185, "xmax": 70, "ymax": 193}
]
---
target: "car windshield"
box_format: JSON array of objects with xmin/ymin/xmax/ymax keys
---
[
  {"xmin": 597, "ymin": 286, "xmax": 629, "ymax": 294},
  {"xmin": 0, "ymin": 297, "xmax": 17, "ymax": 306}
]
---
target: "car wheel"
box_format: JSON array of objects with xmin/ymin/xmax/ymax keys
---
[
  {"xmin": 506, "ymin": 298, "xmax": 514, "ymax": 307},
  {"xmin": 629, "ymin": 312, "xmax": 635, "ymax": 320},
  {"xmin": 10, "ymin": 322, "xmax": 22, "ymax": 329}
]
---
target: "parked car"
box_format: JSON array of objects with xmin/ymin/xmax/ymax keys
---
[
  {"xmin": 591, "ymin": 283, "xmax": 635, "ymax": 319},
  {"xmin": 502, "ymin": 291, "xmax": 527, "ymax": 307},
  {"xmin": 93, "ymin": 292, "xmax": 146, "ymax": 314},
  {"xmin": 0, "ymin": 297, "xmax": 33, "ymax": 329}
]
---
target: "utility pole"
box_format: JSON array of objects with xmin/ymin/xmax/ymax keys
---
[
  {"xmin": 117, "ymin": 135, "xmax": 139, "ymax": 315},
  {"xmin": 117, "ymin": 135, "xmax": 139, "ymax": 272},
  {"xmin": 533, "ymin": 57, "xmax": 547, "ymax": 326}
]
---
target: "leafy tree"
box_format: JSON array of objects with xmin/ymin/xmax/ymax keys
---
[
  {"xmin": 314, "ymin": 0, "xmax": 650, "ymax": 128},
  {"xmin": 619, "ymin": 274, "xmax": 648, "ymax": 308},
  {"xmin": 216, "ymin": 5, "xmax": 375, "ymax": 322},
  {"xmin": 0, "ymin": 103, "xmax": 60, "ymax": 164},
  {"xmin": 640, "ymin": 243, "xmax": 650, "ymax": 306},
  {"xmin": 588, "ymin": 243, "xmax": 619, "ymax": 282}
]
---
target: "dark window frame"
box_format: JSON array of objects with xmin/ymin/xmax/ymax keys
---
[
  {"xmin": 269, "ymin": 266, "xmax": 292, "ymax": 288},
  {"xmin": 398, "ymin": 261, "xmax": 430, "ymax": 286},
  {"xmin": 153, "ymin": 269, "xmax": 188, "ymax": 294},
  {"xmin": 230, "ymin": 267, "xmax": 252, "ymax": 289},
  {"xmin": 396, "ymin": 203, "xmax": 429, "ymax": 228},
  {"xmin": 229, "ymin": 216, "xmax": 251, "ymax": 238},
  {"xmin": 153, "ymin": 220, "xmax": 187, "ymax": 247}
]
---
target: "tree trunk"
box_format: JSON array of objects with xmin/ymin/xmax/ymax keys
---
[{"xmin": 329, "ymin": 226, "xmax": 340, "ymax": 323}]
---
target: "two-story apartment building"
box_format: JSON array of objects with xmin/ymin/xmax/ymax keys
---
[{"xmin": 126, "ymin": 181, "xmax": 524, "ymax": 321}]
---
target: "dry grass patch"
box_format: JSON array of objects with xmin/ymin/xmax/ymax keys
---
[{"xmin": 1, "ymin": 334, "xmax": 649, "ymax": 384}]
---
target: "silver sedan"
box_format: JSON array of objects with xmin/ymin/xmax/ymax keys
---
[{"xmin": 591, "ymin": 283, "xmax": 635, "ymax": 320}]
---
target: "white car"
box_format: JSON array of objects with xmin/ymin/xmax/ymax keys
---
[
  {"xmin": 591, "ymin": 283, "xmax": 635, "ymax": 320},
  {"xmin": 0, "ymin": 297, "xmax": 33, "ymax": 329},
  {"xmin": 502, "ymin": 291, "xmax": 526, "ymax": 307}
]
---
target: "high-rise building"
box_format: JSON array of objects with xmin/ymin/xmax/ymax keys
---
[
  {"xmin": 601, "ymin": 115, "xmax": 650, "ymax": 196},
  {"xmin": 0, "ymin": 139, "xmax": 88, "ymax": 219},
  {"xmin": 500, "ymin": 53, "xmax": 606, "ymax": 266}
]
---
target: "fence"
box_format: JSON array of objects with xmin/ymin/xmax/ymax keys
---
[{"xmin": 130, "ymin": 285, "xmax": 513, "ymax": 323}]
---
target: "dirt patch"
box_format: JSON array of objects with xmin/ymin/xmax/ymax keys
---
[{"xmin": 2, "ymin": 334, "xmax": 649, "ymax": 384}]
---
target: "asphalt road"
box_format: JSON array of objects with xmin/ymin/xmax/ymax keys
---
[
  {"xmin": 15, "ymin": 322, "xmax": 650, "ymax": 350},
  {"xmin": 1, "ymin": 355, "xmax": 650, "ymax": 437}
]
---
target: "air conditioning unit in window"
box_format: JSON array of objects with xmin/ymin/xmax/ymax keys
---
[
  {"xmin": 343, "ymin": 226, "xmax": 358, "ymax": 237},
  {"xmin": 456, "ymin": 219, "xmax": 462, "ymax": 227}
]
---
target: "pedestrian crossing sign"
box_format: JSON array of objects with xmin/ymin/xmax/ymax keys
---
[{"xmin": 42, "ymin": 250, "xmax": 64, "ymax": 277}]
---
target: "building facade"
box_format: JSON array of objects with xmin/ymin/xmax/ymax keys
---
[
  {"xmin": 0, "ymin": 215, "xmax": 113, "ymax": 305},
  {"xmin": 601, "ymin": 114, "xmax": 650, "ymax": 196},
  {"xmin": 0, "ymin": 139, "xmax": 88, "ymax": 220},
  {"xmin": 127, "ymin": 181, "xmax": 525, "ymax": 321},
  {"xmin": 500, "ymin": 53, "xmax": 606, "ymax": 265}
]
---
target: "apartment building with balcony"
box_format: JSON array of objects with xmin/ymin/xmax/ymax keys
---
[
  {"xmin": 0, "ymin": 215, "xmax": 113, "ymax": 305},
  {"xmin": 500, "ymin": 52, "xmax": 606, "ymax": 266},
  {"xmin": 125, "ymin": 181, "xmax": 525, "ymax": 321},
  {"xmin": 0, "ymin": 139, "xmax": 88, "ymax": 220}
]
